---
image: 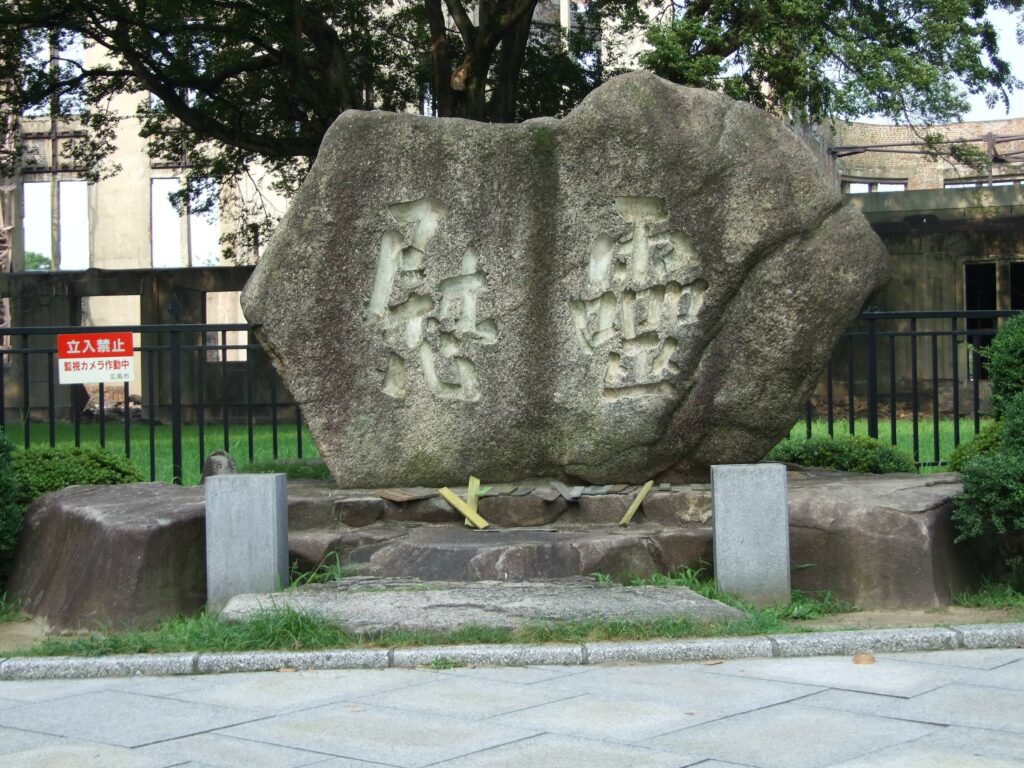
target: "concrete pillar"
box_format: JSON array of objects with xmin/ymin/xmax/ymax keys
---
[
  {"xmin": 712, "ymin": 464, "xmax": 790, "ymax": 608},
  {"xmin": 204, "ymin": 473, "xmax": 289, "ymax": 612}
]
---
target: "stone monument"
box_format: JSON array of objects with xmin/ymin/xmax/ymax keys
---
[{"xmin": 242, "ymin": 71, "xmax": 888, "ymax": 489}]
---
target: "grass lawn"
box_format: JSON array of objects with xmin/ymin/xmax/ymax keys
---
[
  {"xmin": 0, "ymin": 416, "xmax": 989, "ymax": 485},
  {"xmin": 787, "ymin": 416, "xmax": 990, "ymax": 471},
  {"xmin": 2, "ymin": 421, "xmax": 320, "ymax": 486}
]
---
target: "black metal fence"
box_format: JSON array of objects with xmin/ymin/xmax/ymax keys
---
[
  {"xmin": 1, "ymin": 309, "xmax": 1017, "ymax": 482},
  {"xmin": 1, "ymin": 322, "xmax": 309, "ymax": 485},
  {"xmin": 801, "ymin": 309, "xmax": 1018, "ymax": 466}
]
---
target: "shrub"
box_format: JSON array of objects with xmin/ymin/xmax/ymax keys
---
[
  {"xmin": 953, "ymin": 391, "xmax": 1024, "ymax": 587},
  {"xmin": 0, "ymin": 431, "xmax": 22, "ymax": 587},
  {"xmin": 984, "ymin": 313, "xmax": 1024, "ymax": 416},
  {"xmin": 948, "ymin": 421, "xmax": 1002, "ymax": 473},
  {"xmin": 12, "ymin": 447, "xmax": 142, "ymax": 508},
  {"xmin": 765, "ymin": 435, "xmax": 916, "ymax": 474}
]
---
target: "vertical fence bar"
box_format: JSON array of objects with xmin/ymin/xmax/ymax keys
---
[
  {"xmin": 123, "ymin": 382, "xmax": 131, "ymax": 458},
  {"xmin": 972, "ymin": 339, "xmax": 982, "ymax": 435},
  {"xmin": 847, "ymin": 340, "xmax": 855, "ymax": 435},
  {"xmin": 72, "ymin": 374, "xmax": 81, "ymax": 447},
  {"xmin": 805, "ymin": 402, "xmax": 812, "ymax": 439},
  {"xmin": 826, "ymin": 360, "xmax": 834, "ymax": 437},
  {"xmin": 197, "ymin": 343, "xmax": 205, "ymax": 474},
  {"xmin": 46, "ymin": 350, "xmax": 56, "ymax": 447},
  {"xmin": 889, "ymin": 332, "xmax": 897, "ymax": 447},
  {"xmin": 21, "ymin": 335, "xmax": 30, "ymax": 449},
  {"xmin": 911, "ymin": 318, "xmax": 920, "ymax": 464},
  {"xmin": 0, "ymin": 346, "xmax": 6, "ymax": 435},
  {"xmin": 296, "ymin": 404, "xmax": 303, "ymax": 459},
  {"xmin": 951, "ymin": 318, "xmax": 961, "ymax": 448},
  {"xmin": 98, "ymin": 383, "xmax": 106, "ymax": 448},
  {"xmin": 931, "ymin": 333, "xmax": 940, "ymax": 464},
  {"xmin": 147, "ymin": 347, "xmax": 157, "ymax": 481},
  {"xmin": 867, "ymin": 318, "xmax": 879, "ymax": 439},
  {"xmin": 245, "ymin": 344, "xmax": 255, "ymax": 463},
  {"xmin": 169, "ymin": 327, "xmax": 183, "ymax": 485},
  {"xmin": 270, "ymin": 375, "xmax": 279, "ymax": 460},
  {"xmin": 221, "ymin": 330, "xmax": 230, "ymax": 453}
]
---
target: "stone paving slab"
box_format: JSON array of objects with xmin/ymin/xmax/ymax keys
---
[
  {"xmin": 644, "ymin": 703, "xmax": 939, "ymax": 768},
  {"xmin": 220, "ymin": 576, "xmax": 745, "ymax": 632},
  {"xmin": 0, "ymin": 650, "xmax": 1023, "ymax": 767}
]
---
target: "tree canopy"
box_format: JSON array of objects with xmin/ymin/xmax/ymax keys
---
[{"xmin": 1, "ymin": 0, "xmax": 1021, "ymax": 255}]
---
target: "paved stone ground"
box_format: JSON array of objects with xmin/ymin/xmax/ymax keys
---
[{"xmin": 1, "ymin": 648, "xmax": 1022, "ymax": 767}]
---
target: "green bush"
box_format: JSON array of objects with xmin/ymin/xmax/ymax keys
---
[
  {"xmin": 765, "ymin": 435, "xmax": 916, "ymax": 474},
  {"xmin": 954, "ymin": 391, "xmax": 1024, "ymax": 587},
  {"xmin": 0, "ymin": 431, "xmax": 22, "ymax": 588},
  {"xmin": 948, "ymin": 421, "xmax": 1002, "ymax": 473},
  {"xmin": 13, "ymin": 447, "xmax": 142, "ymax": 508},
  {"xmin": 984, "ymin": 313, "xmax": 1024, "ymax": 417}
]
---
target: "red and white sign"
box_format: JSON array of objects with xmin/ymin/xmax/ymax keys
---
[{"xmin": 57, "ymin": 332, "xmax": 136, "ymax": 385}]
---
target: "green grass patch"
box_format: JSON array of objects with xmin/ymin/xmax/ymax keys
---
[
  {"xmin": 12, "ymin": 571, "xmax": 860, "ymax": 657},
  {"xmin": 955, "ymin": 580, "xmax": 1024, "ymax": 613},
  {"xmin": 0, "ymin": 593, "xmax": 24, "ymax": 623},
  {"xmin": 4, "ymin": 422, "xmax": 320, "ymax": 486},
  {"xmin": 787, "ymin": 417, "xmax": 992, "ymax": 471},
  {"xmin": 242, "ymin": 459, "xmax": 333, "ymax": 482}
]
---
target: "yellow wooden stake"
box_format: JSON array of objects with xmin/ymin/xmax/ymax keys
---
[
  {"xmin": 619, "ymin": 480, "xmax": 654, "ymax": 526},
  {"xmin": 439, "ymin": 485, "xmax": 490, "ymax": 529}
]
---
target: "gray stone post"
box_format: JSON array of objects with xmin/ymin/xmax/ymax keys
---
[
  {"xmin": 711, "ymin": 463, "xmax": 790, "ymax": 608},
  {"xmin": 204, "ymin": 473, "xmax": 289, "ymax": 613}
]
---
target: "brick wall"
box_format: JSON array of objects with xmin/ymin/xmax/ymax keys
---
[{"xmin": 833, "ymin": 118, "xmax": 1024, "ymax": 190}]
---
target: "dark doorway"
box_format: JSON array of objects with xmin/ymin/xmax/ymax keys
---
[{"xmin": 965, "ymin": 262, "xmax": 997, "ymax": 378}]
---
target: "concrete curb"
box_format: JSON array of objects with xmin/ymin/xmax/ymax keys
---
[{"xmin": 0, "ymin": 623, "xmax": 1021, "ymax": 680}]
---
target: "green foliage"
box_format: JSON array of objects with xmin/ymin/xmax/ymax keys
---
[
  {"xmin": 0, "ymin": 593, "xmax": 24, "ymax": 622},
  {"xmin": 955, "ymin": 579, "xmax": 1024, "ymax": 611},
  {"xmin": 624, "ymin": 566, "xmax": 855, "ymax": 621},
  {"xmin": 765, "ymin": 435, "xmax": 917, "ymax": 474},
  {"xmin": 953, "ymin": 392, "xmax": 1024, "ymax": 587},
  {"xmin": 243, "ymin": 459, "xmax": 333, "ymax": 482},
  {"xmin": 3, "ymin": 1, "xmax": 1020, "ymax": 253},
  {"xmin": 289, "ymin": 552, "xmax": 355, "ymax": 587},
  {"xmin": 948, "ymin": 421, "xmax": 1003, "ymax": 473},
  {"xmin": 22, "ymin": 251, "xmax": 51, "ymax": 271},
  {"xmin": 13, "ymin": 447, "xmax": 142, "ymax": 507},
  {"xmin": 0, "ymin": 432, "xmax": 23, "ymax": 588},
  {"xmin": 640, "ymin": 0, "xmax": 1023, "ymax": 126},
  {"xmin": 985, "ymin": 314, "xmax": 1024, "ymax": 417}
]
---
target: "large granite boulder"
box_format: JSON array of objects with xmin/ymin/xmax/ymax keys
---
[
  {"xmin": 7, "ymin": 484, "xmax": 206, "ymax": 631},
  {"xmin": 788, "ymin": 471, "xmax": 974, "ymax": 609},
  {"xmin": 242, "ymin": 71, "xmax": 889, "ymax": 488}
]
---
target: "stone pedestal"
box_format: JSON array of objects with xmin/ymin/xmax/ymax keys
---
[
  {"xmin": 712, "ymin": 464, "xmax": 790, "ymax": 607},
  {"xmin": 205, "ymin": 474, "xmax": 289, "ymax": 612}
]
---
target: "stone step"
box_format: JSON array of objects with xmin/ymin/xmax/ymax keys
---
[{"xmin": 290, "ymin": 523, "xmax": 713, "ymax": 583}]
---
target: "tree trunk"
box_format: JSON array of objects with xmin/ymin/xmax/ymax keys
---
[{"xmin": 489, "ymin": 7, "xmax": 534, "ymax": 123}]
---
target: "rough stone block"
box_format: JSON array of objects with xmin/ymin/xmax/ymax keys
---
[
  {"xmin": 205, "ymin": 474, "xmax": 289, "ymax": 612},
  {"xmin": 712, "ymin": 463, "xmax": 790, "ymax": 607},
  {"xmin": 383, "ymin": 496, "xmax": 459, "ymax": 524},
  {"xmin": 335, "ymin": 496, "xmax": 394, "ymax": 527},
  {"xmin": 242, "ymin": 71, "xmax": 888, "ymax": 489},
  {"xmin": 642, "ymin": 488, "xmax": 712, "ymax": 525},
  {"xmin": 577, "ymin": 494, "xmax": 631, "ymax": 524},
  {"xmin": 788, "ymin": 471, "xmax": 974, "ymax": 609},
  {"xmin": 477, "ymin": 494, "xmax": 567, "ymax": 526},
  {"xmin": 7, "ymin": 484, "xmax": 206, "ymax": 630}
]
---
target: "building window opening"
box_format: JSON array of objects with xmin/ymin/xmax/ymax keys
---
[
  {"xmin": 205, "ymin": 291, "xmax": 247, "ymax": 362},
  {"xmin": 842, "ymin": 179, "xmax": 907, "ymax": 194},
  {"xmin": 965, "ymin": 262, "xmax": 997, "ymax": 378},
  {"xmin": 151, "ymin": 177, "xmax": 182, "ymax": 268}
]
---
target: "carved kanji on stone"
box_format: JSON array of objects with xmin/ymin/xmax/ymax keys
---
[
  {"xmin": 367, "ymin": 196, "xmax": 497, "ymax": 402},
  {"xmin": 571, "ymin": 196, "xmax": 708, "ymax": 400}
]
